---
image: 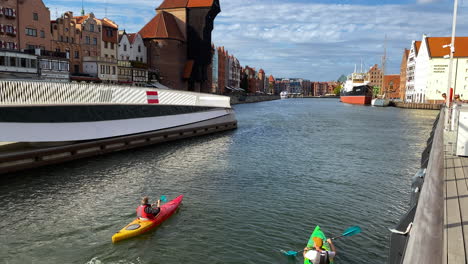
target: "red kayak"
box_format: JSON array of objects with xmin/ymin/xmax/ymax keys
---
[{"xmin": 112, "ymin": 195, "xmax": 183, "ymax": 243}]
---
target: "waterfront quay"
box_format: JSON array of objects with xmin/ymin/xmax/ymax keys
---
[{"xmin": 389, "ymin": 105, "xmax": 468, "ymax": 263}]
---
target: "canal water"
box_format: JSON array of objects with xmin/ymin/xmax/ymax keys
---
[{"xmin": 0, "ymin": 99, "xmax": 437, "ymax": 264}]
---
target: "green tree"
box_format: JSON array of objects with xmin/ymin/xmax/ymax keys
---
[{"xmin": 334, "ymin": 84, "xmax": 342, "ymax": 96}]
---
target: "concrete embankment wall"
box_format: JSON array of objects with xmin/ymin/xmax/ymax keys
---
[
  {"xmin": 230, "ymin": 95, "xmax": 279, "ymax": 105},
  {"xmin": 394, "ymin": 102, "xmax": 442, "ymax": 110},
  {"xmin": 0, "ymin": 115, "xmax": 237, "ymax": 175}
]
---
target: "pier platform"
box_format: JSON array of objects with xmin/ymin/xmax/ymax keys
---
[{"xmin": 444, "ymin": 152, "xmax": 468, "ymax": 263}]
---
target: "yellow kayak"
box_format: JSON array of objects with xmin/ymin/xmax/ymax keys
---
[{"xmin": 112, "ymin": 195, "xmax": 183, "ymax": 243}]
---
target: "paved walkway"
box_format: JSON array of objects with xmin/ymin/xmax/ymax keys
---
[{"xmin": 444, "ymin": 153, "xmax": 468, "ymax": 263}]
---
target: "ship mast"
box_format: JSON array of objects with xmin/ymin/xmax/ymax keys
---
[{"xmin": 381, "ymin": 35, "xmax": 387, "ymax": 96}]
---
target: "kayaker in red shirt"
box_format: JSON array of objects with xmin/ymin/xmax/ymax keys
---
[{"xmin": 137, "ymin": 197, "xmax": 161, "ymax": 220}]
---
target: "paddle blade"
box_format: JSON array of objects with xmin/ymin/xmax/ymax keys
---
[
  {"xmin": 160, "ymin": 195, "xmax": 168, "ymax": 202},
  {"xmin": 342, "ymin": 226, "xmax": 362, "ymax": 237},
  {"xmin": 283, "ymin": 250, "xmax": 298, "ymax": 256}
]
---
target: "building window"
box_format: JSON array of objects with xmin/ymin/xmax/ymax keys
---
[
  {"xmin": 74, "ymin": 64, "xmax": 79, "ymax": 73},
  {"xmin": 40, "ymin": 30, "xmax": 45, "ymax": 38},
  {"xmin": 9, "ymin": 57, "xmax": 16, "ymax": 67},
  {"xmin": 104, "ymin": 42, "xmax": 108, "ymax": 48},
  {"xmin": 27, "ymin": 44, "xmax": 35, "ymax": 50},
  {"xmin": 31, "ymin": 59, "xmax": 37, "ymax": 68},
  {"xmin": 56, "ymin": 48, "xmax": 60, "ymax": 52},
  {"xmin": 100, "ymin": 65, "xmax": 105, "ymax": 74},
  {"xmin": 90, "ymin": 24, "xmax": 94, "ymax": 32},
  {"xmin": 66, "ymin": 36, "xmax": 69, "ymax": 43},
  {"xmin": 65, "ymin": 28, "xmax": 69, "ymax": 32},
  {"xmin": 86, "ymin": 36, "xmax": 90, "ymax": 44},
  {"xmin": 33, "ymin": 13, "xmax": 38, "ymax": 21},
  {"xmin": 106, "ymin": 65, "xmax": 110, "ymax": 74},
  {"xmin": 71, "ymin": 37, "xmax": 74, "ymax": 43},
  {"xmin": 112, "ymin": 66, "xmax": 116, "ymax": 75},
  {"xmin": 26, "ymin": 28, "xmax": 37, "ymax": 37},
  {"xmin": 20, "ymin": 58, "xmax": 27, "ymax": 67},
  {"xmin": 111, "ymin": 43, "xmax": 114, "ymax": 49},
  {"xmin": 93, "ymin": 38, "xmax": 97, "ymax": 45},
  {"xmin": 74, "ymin": 51, "xmax": 79, "ymax": 59},
  {"xmin": 123, "ymin": 44, "xmax": 127, "ymax": 51},
  {"xmin": 60, "ymin": 35, "xmax": 63, "ymax": 42},
  {"xmin": 138, "ymin": 45, "xmax": 141, "ymax": 52}
]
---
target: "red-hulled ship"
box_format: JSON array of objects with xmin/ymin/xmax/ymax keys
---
[{"xmin": 340, "ymin": 71, "xmax": 373, "ymax": 105}]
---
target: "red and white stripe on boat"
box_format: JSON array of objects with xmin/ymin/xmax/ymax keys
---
[{"xmin": 147, "ymin": 91, "xmax": 159, "ymax": 104}]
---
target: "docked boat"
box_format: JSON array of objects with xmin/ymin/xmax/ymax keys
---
[
  {"xmin": 0, "ymin": 80, "xmax": 236, "ymax": 142},
  {"xmin": 371, "ymin": 97, "xmax": 390, "ymax": 107},
  {"xmin": 280, "ymin": 91, "xmax": 289, "ymax": 99},
  {"xmin": 340, "ymin": 70, "xmax": 372, "ymax": 105},
  {"xmin": 112, "ymin": 195, "xmax": 183, "ymax": 243}
]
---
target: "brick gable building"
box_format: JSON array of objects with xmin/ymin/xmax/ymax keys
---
[{"xmin": 140, "ymin": 0, "xmax": 220, "ymax": 91}]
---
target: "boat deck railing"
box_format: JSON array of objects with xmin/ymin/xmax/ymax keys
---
[{"xmin": 0, "ymin": 80, "xmax": 231, "ymax": 108}]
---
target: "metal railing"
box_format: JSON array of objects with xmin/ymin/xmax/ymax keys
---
[{"xmin": 402, "ymin": 109, "xmax": 445, "ymax": 264}]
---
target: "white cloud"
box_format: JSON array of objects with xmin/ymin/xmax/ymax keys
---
[
  {"xmin": 43, "ymin": 0, "xmax": 468, "ymax": 81},
  {"xmin": 212, "ymin": 0, "xmax": 468, "ymax": 80}
]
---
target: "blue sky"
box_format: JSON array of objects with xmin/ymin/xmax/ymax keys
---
[{"xmin": 44, "ymin": 0, "xmax": 468, "ymax": 81}]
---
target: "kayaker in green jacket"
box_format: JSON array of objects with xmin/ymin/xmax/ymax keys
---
[{"xmin": 303, "ymin": 226, "xmax": 337, "ymax": 264}]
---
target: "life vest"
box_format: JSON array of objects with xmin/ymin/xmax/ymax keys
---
[{"xmin": 136, "ymin": 205, "xmax": 154, "ymax": 220}]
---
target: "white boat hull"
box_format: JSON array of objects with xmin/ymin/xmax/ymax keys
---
[
  {"xmin": 372, "ymin": 98, "xmax": 390, "ymax": 107},
  {"xmin": 0, "ymin": 109, "xmax": 232, "ymax": 142}
]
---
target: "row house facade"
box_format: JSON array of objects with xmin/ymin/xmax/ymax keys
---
[
  {"xmin": 211, "ymin": 45, "xmax": 218, "ymax": 93},
  {"xmin": 405, "ymin": 41, "xmax": 421, "ymax": 102},
  {"xmin": 399, "ymin": 48, "xmax": 410, "ymax": 100},
  {"xmin": 0, "ymin": 0, "xmax": 18, "ymax": 50},
  {"xmin": 243, "ymin": 66, "xmax": 257, "ymax": 93},
  {"xmin": 383, "ymin": 75, "xmax": 401, "ymax": 99},
  {"xmin": 257, "ymin": 69, "xmax": 265, "ymax": 93},
  {"xmin": 312, "ymin": 82, "xmax": 329, "ymax": 96},
  {"xmin": 228, "ymin": 54, "xmax": 241, "ymax": 91},
  {"xmin": 268, "ymin": 75, "xmax": 275, "ymax": 94},
  {"xmin": 0, "ymin": 0, "xmax": 69, "ymax": 81},
  {"xmin": 118, "ymin": 31, "xmax": 148, "ymax": 85},
  {"xmin": 368, "ymin": 64, "xmax": 383, "ymax": 92},
  {"xmin": 51, "ymin": 11, "xmax": 81, "ymax": 74},
  {"xmin": 19, "ymin": 0, "xmax": 51, "ymax": 50},
  {"xmin": 413, "ymin": 35, "xmax": 468, "ymax": 103}
]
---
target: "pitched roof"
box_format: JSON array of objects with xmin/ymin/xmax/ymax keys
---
[
  {"xmin": 157, "ymin": 0, "xmax": 214, "ymax": 9},
  {"xmin": 101, "ymin": 18, "xmax": 118, "ymax": 29},
  {"xmin": 127, "ymin": 33, "xmax": 137, "ymax": 44},
  {"xmin": 427, "ymin": 37, "xmax": 468, "ymax": 58},
  {"xmin": 139, "ymin": 11, "xmax": 184, "ymax": 41},
  {"xmin": 415, "ymin": 41, "xmax": 421, "ymax": 54},
  {"xmin": 187, "ymin": 0, "xmax": 214, "ymax": 7},
  {"xmin": 268, "ymin": 75, "xmax": 275, "ymax": 82},
  {"xmin": 158, "ymin": 0, "xmax": 189, "ymax": 9},
  {"xmin": 74, "ymin": 15, "xmax": 89, "ymax": 24}
]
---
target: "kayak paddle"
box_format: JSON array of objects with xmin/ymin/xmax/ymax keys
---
[
  {"xmin": 283, "ymin": 226, "xmax": 362, "ymax": 257},
  {"xmin": 331, "ymin": 226, "xmax": 361, "ymax": 240},
  {"xmin": 160, "ymin": 195, "xmax": 168, "ymax": 203}
]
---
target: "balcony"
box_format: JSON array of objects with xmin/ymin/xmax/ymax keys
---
[{"xmin": 83, "ymin": 56, "xmax": 117, "ymax": 64}]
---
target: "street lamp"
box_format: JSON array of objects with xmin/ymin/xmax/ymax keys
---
[{"xmin": 445, "ymin": 0, "xmax": 459, "ymax": 130}]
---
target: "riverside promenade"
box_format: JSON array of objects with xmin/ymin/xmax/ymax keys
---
[{"xmin": 391, "ymin": 107, "xmax": 468, "ymax": 263}]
